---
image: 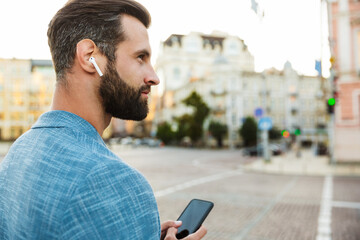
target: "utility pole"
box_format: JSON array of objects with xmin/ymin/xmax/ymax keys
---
[
  {"xmin": 326, "ymin": 0, "xmax": 336, "ymax": 164},
  {"xmin": 319, "ymin": 0, "xmax": 332, "ymax": 161},
  {"xmin": 318, "ymin": 0, "xmax": 336, "ymax": 164},
  {"xmin": 260, "ymin": 74, "xmax": 271, "ymax": 162},
  {"xmin": 318, "ymin": 0, "xmax": 324, "ymax": 158}
]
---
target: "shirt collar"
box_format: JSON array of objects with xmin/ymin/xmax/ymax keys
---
[{"xmin": 32, "ymin": 110, "xmax": 104, "ymax": 143}]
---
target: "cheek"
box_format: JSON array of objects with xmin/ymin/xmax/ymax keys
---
[
  {"xmin": 116, "ymin": 62, "xmax": 143, "ymax": 88},
  {"xmin": 122, "ymin": 75, "xmax": 141, "ymax": 90}
]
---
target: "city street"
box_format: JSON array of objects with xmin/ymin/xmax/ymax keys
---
[
  {"xmin": 0, "ymin": 0, "xmax": 359, "ymax": 239},
  {"xmin": 113, "ymin": 146, "xmax": 360, "ymax": 240}
]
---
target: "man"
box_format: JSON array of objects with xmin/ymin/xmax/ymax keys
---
[{"xmin": 0, "ymin": 0, "xmax": 207, "ymax": 239}]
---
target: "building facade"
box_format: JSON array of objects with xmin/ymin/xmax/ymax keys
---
[
  {"xmin": 0, "ymin": 59, "xmax": 55, "ymax": 140},
  {"xmin": 328, "ymin": 0, "xmax": 360, "ymax": 162},
  {"xmin": 0, "ymin": 58, "xmax": 159, "ymax": 141},
  {"xmin": 155, "ymin": 32, "xmax": 329, "ymax": 148}
]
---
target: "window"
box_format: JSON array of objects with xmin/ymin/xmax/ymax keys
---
[
  {"xmin": 184, "ymin": 35, "xmax": 201, "ymax": 53},
  {"xmin": 173, "ymin": 67, "xmax": 180, "ymax": 80},
  {"xmin": 225, "ymin": 40, "xmax": 240, "ymax": 55},
  {"xmin": 232, "ymin": 114, "xmax": 236, "ymax": 125},
  {"xmin": 232, "ymin": 96, "xmax": 236, "ymax": 108},
  {"xmin": 11, "ymin": 112, "xmax": 24, "ymax": 121}
]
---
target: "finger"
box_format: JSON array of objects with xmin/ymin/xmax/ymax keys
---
[
  {"xmin": 185, "ymin": 226, "xmax": 207, "ymax": 240},
  {"xmin": 161, "ymin": 220, "xmax": 182, "ymax": 240},
  {"xmin": 164, "ymin": 227, "xmax": 178, "ymax": 240},
  {"xmin": 161, "ymin": 220, "xmax": 182, "ymax": 231}
]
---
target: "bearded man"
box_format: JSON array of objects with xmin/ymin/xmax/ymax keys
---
[{"xmin": 0, "ymin": 0, "xmax": 207, "ymax": 239}]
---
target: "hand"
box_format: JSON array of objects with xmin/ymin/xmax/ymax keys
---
[
  {"xmin": 160, "ymin": 220, "xmax": 182, "ymax": 240},
  {"xmin": 163, "ymin": 224, "xmax": 207, "ymax": 240}
]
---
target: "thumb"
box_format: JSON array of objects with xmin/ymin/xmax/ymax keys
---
[
  {"xmin": 161, "ymin": 221, "xmax": 182, "ymax": 240},
  {"xmin": 161, "ymin": 220, "xmax": 182, "ymax": 231}
]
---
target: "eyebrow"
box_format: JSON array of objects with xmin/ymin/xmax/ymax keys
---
[{"xmin": 134, "ymin": 49, "xmax": 151, "ymax": 58}]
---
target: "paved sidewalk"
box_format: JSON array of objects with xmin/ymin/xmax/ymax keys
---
[{"xmin": 243, "ymin": 149, "xmax": 360, "ymax": 176}]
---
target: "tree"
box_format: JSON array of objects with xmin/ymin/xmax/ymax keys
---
[
  {"xmin": 239, "ymin": 117, "xmax": 257, "ymax": 147},
  {"xmin": 179, "ymin": 91, "xmax": 210, "ymax": 144},
  {"xmin": 156, "ymin": 122, "xmax": 175, "ymax": 145},
  {"xmin": 269, "ymin": 126, "xmax": 282, "ymax": 140},
  {"xmin": 174, "ymin": 114, "xmax": 192, "ymax": 142},
  {"xmin": 208, "ymin": 121, "xmax": 228, "ymax": 148}
]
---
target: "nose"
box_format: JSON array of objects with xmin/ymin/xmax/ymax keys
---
[{"xmin": 144, "ymin": 66, "xmax": 160, "ymax": 86}]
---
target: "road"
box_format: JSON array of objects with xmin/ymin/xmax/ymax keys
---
[{"xmin": 113, "ymin": 146, "xmax": 360, "ymax": 240}]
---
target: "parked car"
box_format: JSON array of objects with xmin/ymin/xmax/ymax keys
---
[
  {"xmin": 242, "ymin": 143, "xmax": 282, "ymax": 156},
  {"xmin": 269, "ymin": 144, "xmax": 282, "ymax": 155},
  {"xmin": 133, "ymin": 138, "xmax": 162, "ymax": 147},
  {"xmin": 108, "ymin": 137, "xmax": 121, "ymax": 145},
  {"xmin": 315, "ymin": 142, "xmax": 328, "ymax": 155},
  {"xmin": 120, "ymin": 137, "xmax": 134, "ymax": 145},
  {"xmin": 242, "ymin": 145, "xmax": 260, "ymax": 156}
]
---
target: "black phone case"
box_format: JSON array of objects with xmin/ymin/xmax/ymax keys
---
[{"xmin": 176, "ymin": 199, "xmax": 214, "ymax": 239}]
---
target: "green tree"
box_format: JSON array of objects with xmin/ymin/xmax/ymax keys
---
[
  {"xmin": 208, "ymin": 121, "xmax": 228, "ymax": 148},
  {"xmin": 269, "ymin": 126, "xmax": 282, "ymax": 140},
  {"xmin": 239, "ymin": 117, "xmax": 258, "ymax": 147},
  {"xmin": 174, "ymin": 114, "xmax": 192, "ymax": 142},
  {"xmin": 181, "ymin": 91, "xmax": 210, "ymax": 143},
  {"xmin": 174, "ymin": 91, "xmax": 210, "ymax": 145},
  {"xmin": 156, "ymin": 122, "xmax": 175, "ymax": 145}
]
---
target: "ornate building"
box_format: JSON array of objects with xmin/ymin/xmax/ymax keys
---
[{"xmin": 155, "ymin": 32, "xmax": 329, "ymax": 147}]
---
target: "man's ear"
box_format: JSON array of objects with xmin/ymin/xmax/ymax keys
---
[{"xmin": 76, "ymin": 39, "xmax": 105, "ymax": 75}]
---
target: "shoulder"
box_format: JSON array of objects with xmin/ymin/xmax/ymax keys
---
[
  {"xmin": 60, "ymin": 160, "xmax": 160, "ymax": 239},
  {"xmin": 83, "ymin": 159, "xmax": 152, "ymax": 196}
]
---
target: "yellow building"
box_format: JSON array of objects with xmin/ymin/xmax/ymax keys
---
[
  {"xmin": 0, "ymin": 59, "xmax": 56, "ymax": 140},
  {"xmin": 0, "ymin": 58, "xmax": 159, "ymax": 141}
]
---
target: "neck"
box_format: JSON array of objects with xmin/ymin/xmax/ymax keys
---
[{"xmin": 51, "ymin": 80, "xmax": 111, "ymax": 136}]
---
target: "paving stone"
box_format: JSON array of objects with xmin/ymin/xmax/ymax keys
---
[
  {"xmin": 332, "ymin": 208, "xmax": 360, "ymax": 240},
  {"xmin": 113, "ymin": 147, "xmax": 360, "ymax": 239}
]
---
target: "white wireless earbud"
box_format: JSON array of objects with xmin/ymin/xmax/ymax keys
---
[{"xmin": 89, "ymin": 57, "xmax": 103, "ymax": 77}]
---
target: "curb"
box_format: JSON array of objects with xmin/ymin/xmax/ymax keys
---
[{"xmin": 242, "ymin": 155, "xmax": 360, "ymax": 177}]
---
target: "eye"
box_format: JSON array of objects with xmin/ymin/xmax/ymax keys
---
[{"xmin": 138, "ymin": 54, "xmax": 146, "ymax": 61}]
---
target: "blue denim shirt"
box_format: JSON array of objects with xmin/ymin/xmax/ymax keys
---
[{"xmin": 0, "ymin": 111, "xmax": 160, "ymax": 239}]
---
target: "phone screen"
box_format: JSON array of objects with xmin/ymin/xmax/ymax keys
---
[{"xmin": 176, "ymin": 199, "xmax": 214, "ymax": 239}]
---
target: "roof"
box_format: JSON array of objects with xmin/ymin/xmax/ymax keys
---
[{"xmin": 163, "ymin": 33, "xmax": 226, "ymax": 50}]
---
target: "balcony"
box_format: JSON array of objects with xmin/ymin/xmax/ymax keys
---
[
  {"xmin": 212, "ymin": 106, "xmax": 226, "ymax": 114},
  {"xmin": 210, "ymin": 89, "xmax": 227, "ymax": 96}
]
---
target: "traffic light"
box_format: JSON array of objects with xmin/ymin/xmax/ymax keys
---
[
  {"xmin": 327, "ymin": 97, "xmax": 335, "ymax": 114},
  {"xmin": 294, "ymin": 128, "xmax": 301, "ymax": 136},
  {"xmin": 281, "ymin": 130, "xmax": 290, "ymax": 138}
]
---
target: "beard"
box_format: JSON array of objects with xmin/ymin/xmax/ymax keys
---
[{"xmin": 99, "ymin": 61, "xmax": 150, "ymax": 121}]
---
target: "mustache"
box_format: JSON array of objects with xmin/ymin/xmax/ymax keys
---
[{"xmin": 139, "ymin": 85, "xmax": 151, "ymax": 93}]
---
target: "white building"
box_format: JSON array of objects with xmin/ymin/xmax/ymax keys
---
[{"xmin": 155, "ymin": 32, "xmax": 329, "ymax": 147}]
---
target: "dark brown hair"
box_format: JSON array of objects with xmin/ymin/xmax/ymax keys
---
[{"xmin": 47, "ymin": 0, "xmax": 151, "ymax": 81}]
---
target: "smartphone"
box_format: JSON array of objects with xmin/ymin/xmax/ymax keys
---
[{"xmin": 175, "ymin": 199, "xmax": 214, "ymax": 239}]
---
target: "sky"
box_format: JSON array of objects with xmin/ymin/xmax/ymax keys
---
[{"xmin": 0, "ymin": 0, "xmax": 331, "ymax": 77}]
